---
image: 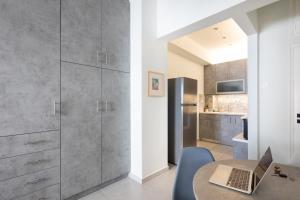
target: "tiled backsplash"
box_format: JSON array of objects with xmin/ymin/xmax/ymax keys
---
[{"xmin": 204, "ymin": 94, "xmax": 248, "ymax": 113}]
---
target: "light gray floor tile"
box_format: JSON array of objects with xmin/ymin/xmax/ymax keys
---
[{"xmin": 80, "ymin": 141, "xmax": 232, "ymax": 200}]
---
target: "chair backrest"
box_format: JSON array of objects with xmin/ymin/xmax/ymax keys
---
[{"xmin": 172, "ymin": 147, "xmax": 215, "ymax": 200}]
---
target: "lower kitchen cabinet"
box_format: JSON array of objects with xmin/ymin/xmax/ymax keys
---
[
  {"xmin": 61, "ymin": 62, "xmax": 102, "ymax": 199},
  {"xmin": 101, "ymin": 69, "xmax": 130, "ymax": 183},
  {"xmin": 199, "ymin": 114, "xmax": 244, "ymax": 146}
]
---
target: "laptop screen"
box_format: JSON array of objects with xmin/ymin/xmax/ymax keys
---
[{"xmin": 252, "ymin": 147, "xmax": 273, "ymax": 190}]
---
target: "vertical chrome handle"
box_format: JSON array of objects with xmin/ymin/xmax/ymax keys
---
[
  {"xmin": 105, "ymin": 100, "xmax": 108, "ymax": 112},
  {"xmin": 96, "ymin": 50, "xmax": 99, "ymax": 67},
  {"xmin": 97, "ymin": 100, "xmax": 100, "ymax": 112},
  {"xmin": 100, "ymin": 48, "xmax": 108, "ymax": 65},
  {"xmin": 105, "ymin": 50, "xmax": 108, "ymax": 65},
  {"xmin": 53, "ymin": 100, "xmax": 59, "ymax": 116}
]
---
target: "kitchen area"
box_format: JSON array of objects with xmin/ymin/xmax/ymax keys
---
[
  {"xmin": 167, "ymin": 19, "xmax": 249, "ymax": 164},
  {"xmin": 199, "ymin": 59, "xmax": 248, "ymax": 160}
]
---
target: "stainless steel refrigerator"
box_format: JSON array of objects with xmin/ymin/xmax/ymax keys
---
[{"xmin": 168, "ymin": 77, "xmax": 197, "ymax": 164}]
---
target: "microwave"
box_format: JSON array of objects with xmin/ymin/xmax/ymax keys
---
[{"xmin": 216, "ymin": 79, "xmax": 245, "ymax": 94}]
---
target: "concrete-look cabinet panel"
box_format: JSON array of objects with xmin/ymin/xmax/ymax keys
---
[
  {"xmin": 0, "ymin": 131, "xmax": 60, "ymax": 159},
  {"xmin": 0, "ymin": 149, "xmax": 59, "ymax": 181},
  {"xmin": 0, "ymin": 167, "xmax": 60, "ymax": 200},
  {"xmin": 15, "ymin": 184, "xmax": 60, "ymax": 200},
  {"xmin": 61, "ymin": 62, "xmax": 102, "ymax": 199},
  {"xmin": 204, "ymin": 59, "xmax": 247, "ymax": 95},
  {"xmin": 0, "ymin": 0, "xmax": 60, "ymax": 136},
  {"xmin": 199, "ymin": 114, "xmax": 243, "ymax": 146},
  {"xmin": 61, "ymin": 0, "xmax": 100, "ymax": 66},
  {"xmin": 101, "ymin": 69, "xmax": 130, "ymax": 183},
  {"xmin": 204, "ymin": 65, "xmax": 216, "ymax": 95},
  {"xmin": 102, "ymin": 0, "xmax": 130, "ymax": 72}
]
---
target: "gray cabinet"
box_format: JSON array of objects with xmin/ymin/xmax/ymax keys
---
[
  {"xmin": 215, "ymin": 62, "xmax": 229, "ymax": 81},
  {"xmin": 61, "ymin": 62, "xmax": 102, "ymax": 199},
  {"xmin": 199, "ymin": 114, "xmax": 243, "ymax": 146},
  {"xmin": 204, "ymin": 65, "xmax": 216, "ymax": 94},
  {"xmin": 204, "ymin": 59, "xmax": 247, "ymax": 95},
  {"xmin": 102, "ymin": 69, "xmax": 130, "ymax": 183},
  {"xmin": 61, "ymin": 0, "xmax": 100, "ymax": 67},
  {"xmin": 102, "ymin": 0, "xmax": 130, "ymax": 72},
  {"xmin": 0, "ymin": 0, "xmax": 60, "ymax": 136}
]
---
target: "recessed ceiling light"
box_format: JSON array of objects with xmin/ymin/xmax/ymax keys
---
[{"xmin": 213, "ymin": 27, "xmax": 219, "ymax": 31}]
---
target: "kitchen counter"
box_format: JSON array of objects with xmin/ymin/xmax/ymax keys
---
[
  {"xmin": 232, "ymin": 133, "xmax": 248, "ymax": 144},
  {"xmin": 199, "ymin": 112, "xmax": 247, "ymax": 116}
]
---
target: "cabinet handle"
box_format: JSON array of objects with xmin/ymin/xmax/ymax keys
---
[
  {"xmin": 25, "ymin": 140, "xmax": 49, "ymax": 145},
  {"xmin": 105, "ymin": 100, "xmax": 108, "ymax": 112},
  {"xmin": 25, "ymin": 177, "xmax": 49, "ymax": 185},
  {"xmin": 297, "ymin": 113, "xmax": 300, "ymax": 118},
  {"xmin": 53, "ymin": 100, "xmax": 59, "ymax": 116},
  {"xmin": 97, "ymin": 100, "xmax": 100, "ymax": 112},
  {"xmin": 99, "ymin": 49, "xmax": 108, "ymax": 65},
  {"xmin": 298, "ymin": 120, "xmax": 300, "ymax": 124},
  {"xmin": 38, "ymin": 198, "xmax": 49, "ymax": 200},
  {"xmin": 24, "ymin": 159, "xmax": 51, "ymax": 166},
  {"xmin": 104, "ymin": 49, "xmax": 108, "ymax": 65}
]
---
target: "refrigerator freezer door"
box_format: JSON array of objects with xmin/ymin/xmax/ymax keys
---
[{"xmin": 182, "ymin": 78, "xmax": 198, "ymax": 104}]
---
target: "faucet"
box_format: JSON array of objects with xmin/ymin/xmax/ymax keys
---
[{"xmin": 228, "ymin": 104, "xmax": 231, "ymax": 112}]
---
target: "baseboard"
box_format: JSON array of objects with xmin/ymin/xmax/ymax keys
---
[
  {"xmin": 142, "ymin": 166, "xmax": 170, "ymax": 183},
  {"xmin": 128, "ymin": 172, "xmax": 143, "ymax": 184},
  {"xmin": 129, "ymin": 166, "xmax": 170, "ymax": 184}
]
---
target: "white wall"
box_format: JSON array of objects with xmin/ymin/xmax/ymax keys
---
[
  {"xmin": 257, "ymin": 0, "xmax": 292, "ymax": 163},
  {"xmin": 142, "ymin": 0, "xmax": 168, "ymax": 179},
  {"xmin": 157, "ymin": 0, "xmax": 246, "ymax": 38},
  {"xmin": 168, "ymin": 51, "xmax": 204, "ymax": 94},
  {"xmin": 168, "ymin": 50, "xmax": 205, "ymax": 139},
  {"xmin": 130, "ymin": 0, "xmax": 143, "ymax": 180},
  {"xmin": 130, "ymin": 0, "xmax": 168, "ymax": 182}
]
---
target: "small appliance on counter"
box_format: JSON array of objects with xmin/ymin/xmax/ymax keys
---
[{"xmin": 241, "ymin": 115, "xmax": 248, "ymax": 140}]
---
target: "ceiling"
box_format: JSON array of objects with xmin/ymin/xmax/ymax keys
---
[
  {"xmin": 170, "ymin": 18, "xmax": 248, "ymax": 64},
  {"xmin": 188, "ymin": 18, "xmax": 247, "ymax": 50}
]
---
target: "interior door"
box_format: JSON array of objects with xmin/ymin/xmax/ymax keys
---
[
  {"xmin": 101, "ymin": 69, "xmax": 130, "ymax": 183},
  {"xmin": 0, "ymin": 0, "xmax": 60, "ymax": 136},
  {"xmin": 292, "ymin": 45, "xmax": 300, "ymax": 166},
  {"xmin": 101, "ymin": 0, "xmax": 130, "ymax": 72},
  {"xmin": 61, "ymin": 62, "xmax": 102, "ymax": 199},
  {"xmin": 61, "ymin": 0, "xmax": 100, "ymax": 67}
]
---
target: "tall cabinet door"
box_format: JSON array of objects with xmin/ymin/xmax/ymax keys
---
[
  {"xmin": 61, "ymin": 62, "xmax": 102, "ymax": 199},
  {"xmin": 102, "ymin": 0, "xmax": 130, "ymax": 72},
  {"xmin": 61, "ymin": 0, "xmax": 100, "ymax": 67},
  {"xmin": 0, "ymin": 0, "xmax": 60, "ymax": 136},
  {"xmin": 292, "ymin": 45, "xmax": 300, "ymax": 166},
  {"xmin": 102, "ymin": 69, "xmax": 130, "ymax": 183}
]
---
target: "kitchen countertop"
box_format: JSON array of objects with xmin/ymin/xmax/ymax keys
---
[
  {"xmin": 232, "ymin": 133, "xmax": 248, "ymax": 144},
  {"xmin": 199, "ymin": 112, "xmax": 247, "ymax": 116}
]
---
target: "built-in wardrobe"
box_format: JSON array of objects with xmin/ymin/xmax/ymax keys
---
[{"xmin": 0, "ymin": 0, "xmax": 130, "ymax": 199}]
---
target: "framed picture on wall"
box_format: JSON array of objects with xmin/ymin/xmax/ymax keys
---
[{"xmin": 148, "ymin": 71, "xmax": 165, "ymax": 97}]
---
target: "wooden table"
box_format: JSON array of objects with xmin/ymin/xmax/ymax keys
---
[{"xmin": 193, "ymin": 160, "xmax": 300, "ymax": 200}]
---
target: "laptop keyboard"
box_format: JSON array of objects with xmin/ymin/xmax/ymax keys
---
[{"xmin": 226, "ymin": 168, "xmax": 250, "ymax": 191}]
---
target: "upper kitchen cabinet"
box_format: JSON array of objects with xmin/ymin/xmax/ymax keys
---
[
  {"xmin": 102, "ymin": 0, "xmax": 130, "ymax": 72},
  {"xmin": 204, "ymin": 59, "xmax": 247, "ymax": 95},
  {"xmin": 0, "ymin": 0, "xmax": 60, "ymax": 136},
  {"xmin": 204, "ymin": 65, "xmax": 216, "ymax": 95},
  {"xmin": 215, "ymin": 62, "xmax": 229, "ymax": 81},
  {"xmin": 228, "ymin": 59, "xmax": 247, "ymax": 80},
  {"xmin": 61, "ymin": 0, "xmax": 100, "ymax": 67}
]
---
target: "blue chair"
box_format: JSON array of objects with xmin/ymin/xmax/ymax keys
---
[{"xmin": 172, "ymin": 147, "xmax": 215, "ymax": 200}]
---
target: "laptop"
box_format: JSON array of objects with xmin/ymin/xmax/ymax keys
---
[{"xmin": 209, "ymin": 147, "xmax": 273, "ymax": 194}]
